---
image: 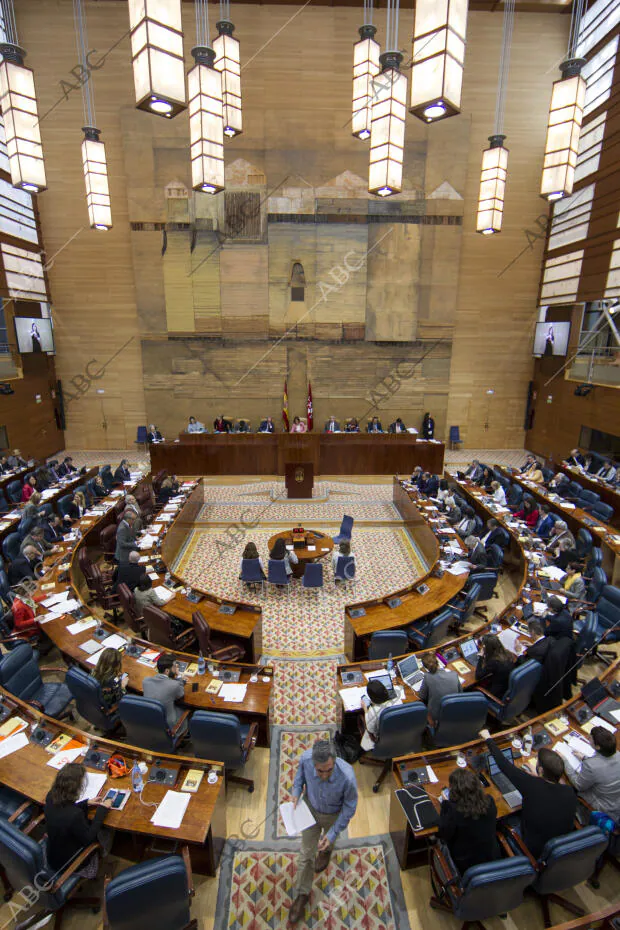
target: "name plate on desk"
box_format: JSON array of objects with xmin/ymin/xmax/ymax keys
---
[
  {"xmin": 219, "ymin": 604, "xmax": 237, "ymax": 615},
  {"xmin": 385, "ymin": 597, "xmax": 402, "ymax": 609},
  {"xmin": 348, "ymin": 607, "xmax": 366, "ymax": 619}
]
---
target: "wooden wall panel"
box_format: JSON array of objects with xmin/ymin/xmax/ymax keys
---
[
  {"xmin": 220, "ymin": 245, "xmax": 269, "ymax": 337},
  {"xmin": 163, "ymin": 231, "xmax": 195, "ymax": 333},
  {"xmin": 0, "ymin": 353, "xmax": 63, "ymax": 459},
  {"xmin": 365, "ymin": 224, "xmax": 421, "ymax": 342}
]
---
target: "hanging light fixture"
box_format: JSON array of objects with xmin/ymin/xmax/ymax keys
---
[
  {"xmin": 74, "ymin": 0, "xmax": 111, "ymax": 230},
  {"xmin": 476, "ymin": 0, "xmax": 514, "ymax": 236},
  {"xmin": 0, "ymin": 0, "xmax": 46, "ymax": 193},
  {"xmin": 409, "ymin": 0, "xmax": 468, "ymax": 123},
  {"xmin": 214, "ymin": 0, "xmax": 242, "ymax": 138},
  {"xmin": 128, "ymin": 0, "xmax": 186, "ymax": 118},
  {"xmin": 540, "ymin": 0, "xmax": 586, "ymax": 202},
  {"xmin": 189, "ymin": 0, "xmax": 225, "ymax": 194},
  {"xmin": 352, "ymin": 0, "xmax": 380, "ymax": 141},
  {"xmin": 368, "ymin": 0, "xmax": 406, "ymax": 197}
]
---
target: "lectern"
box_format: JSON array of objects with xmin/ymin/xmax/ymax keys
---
[{"xmin": 285, "ymin": 462, "xmax": 314, "ymax": 499}]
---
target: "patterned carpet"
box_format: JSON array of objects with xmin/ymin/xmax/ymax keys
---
[
  {"xmin": 273, "ymin": 728, "xmax": 333, "ymax": 839},
  {"xmin": 198, "ymin": 501, "xmax": 401, "ymax": 523},
  {"xmin": 270, "ymin": 658, "xmax": 343, "ymax": 726},
  {"xmin": 215, "ymin": 840, "xmax": 408, "ymax": 930}
]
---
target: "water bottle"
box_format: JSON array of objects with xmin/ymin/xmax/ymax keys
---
[
  {"xmin": 523, "ymin": 728, "xmax": 533, "ymax": 757},
  {"xmin": 387, "ymin": 653, "xmax": 394, "ymax": 678},
  {"xmin": 197, "ymin": 651, "xmax": 206, "ymax": 675},
  {"xmin": 131, "ymin": 760, "xmax": 144, "ymax": 794},
  {"xmin": 164, "ymin": 571, "xmax": 171, "ymax": 585}
]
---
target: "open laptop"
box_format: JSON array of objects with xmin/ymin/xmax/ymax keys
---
[
  {"xmin": 581, "ymin": 677, "xmax": 620, "ymax": 725},
  {"xmin": 487, "ymin": 747, "xmax": 522, "ymax": 810},
  {"xmin": 460, "ymin": 638, "xmax": 479, "ymax": 666},
  {"xmin": 370, "ymin": 672, "xmax": 397, "ymax": 699},
  {"xmin": 397, "ymin": 654, "xmax": 424, "ymax": 689}
]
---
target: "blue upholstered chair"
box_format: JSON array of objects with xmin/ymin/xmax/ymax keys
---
[
  {"xmin": 584, "ymin": 547, "xmax": 603, "ymax": 579},
  {"xmin": 302, "ymin": 561, "xmax": 323, "ymax": 596},
  {"xmin": 0, "ymin": 786, "xmax": 36, "ymax": 830},
  {"xmin": 477, "ymin": 659, "xmax": 542, "ymax": 724},
  {"xmin": 407, "ymin": 608, "xmax": 455, "ymax": 650},
  {"xmin": 135, "ymin": 425, "xmax": 148, "ymax": 453},
  {"xmin": 0, "ymin": 643, "xmax": 72, "ymax": 718},
  {"xmin": 429, "ymin": 842, "xmax": 535, "ymax": 928},
  {"xmin": 506, "ymin": 484, "xmax": 522, "ymax": 509},
  {"xmin": 575, "ymin": 528, "xmax": 593, "ymax": 560},
  {"xmin": 368, "ymin": 629, "xmax": 408, "ymax": 661},
  {"xmin": 486, "ymin": 543, "xmax": 504, "ymax": 570},
  {"xmin": 591, "ymin": 502, "xmax": 613, "ymax": 524},
  {"xmin": 5, "ymin": 481, "xmax": 21, "ymax": 505},
  {"xmin": 577, "ymin": 489, "xmax": 600, "ymax": 513},
  {"xmin": 593, "ymin": 584, "xmax": 620, "ymax": 644},
  {"xmin": 469, "ymin": 571, "xmax": 499, "ymax": 604},
  {"xmin": 449, "ymin": 426, "xmax": 462, "ymax": 450},
  {"xmin": 360, "ymin": 703, "xmax": 427, "ymax": 793},
  {"xmin": 333, "ymin": 515, "xmax": 354, "ymax": 545},
  {"xmin": 57, "ymin": 494, "xmax": 74, "ymax": 518},
  {"xmin": 105, "ymin": 854, "xmax": 197, "ymax": 930},
  {"xmin": 429, "ymin": 693, "xmax": 488, "ymax": 748},
  {"xmin": 574, "ymin": 611, "xmax": 599, "ymax": 661},
  {"xmin": 240, "ymin": 558, "xmax": 265, "ymax": 595},
  {"xmin": 505, "ymin": 825, "xmax": 608, "ymax": 927},
  {"xmin": 334, "ymin": 555, "xmax": 356, "ymax": 587},
  {"xmin": 267, "ymin": 559, "xmax": 291, "ymax": 594},
  {"xmin": 0, "ymin": 491, "xmax": 8, "ymax": 514},
  {"xmin": 449, "ymin": 582, "xmax": 482, "ymax": 626},
  {"xmin": 189, "ymin": 711, "xmax": 257, "ymax": 792},
  {"xmin": 65, "ymin": 666, "xmax": 120, "ymax": 733},
  {"xmin": 118, "ymin": 695, "xmax": 189, "ymax": 755},
  {"xmin": 566, "ymin": 481, "xmax": 584, "ymax": 502},
  {"xmin": 0, "ymin": 819, "xmax": 100, "ymax": 924},
  {"xmin": 2, "ymin": 533, "xmax": 21, "ymax": 564}
]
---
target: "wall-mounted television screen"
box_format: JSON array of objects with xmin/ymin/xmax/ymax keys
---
[
  {"xmin": 533, "ymin": 321, "xmax": 570, "ymax": 357},
  {"xmin": 14, "ymin": 317, "xmax": 54, "ymax": 354}
]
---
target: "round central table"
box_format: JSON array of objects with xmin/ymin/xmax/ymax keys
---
[{"xmin": 267, "ymin": 530, "xmax": 334, "ymax": 578}]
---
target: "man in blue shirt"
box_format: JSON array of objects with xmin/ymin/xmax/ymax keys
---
[{"xmin": 289, "ymin": 739, "xmax": 358, "ymax": 924}]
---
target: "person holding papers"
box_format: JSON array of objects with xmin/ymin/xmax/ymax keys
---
[
  {"xmin": 563, "ymin": 727, "xmax": 620, "ymax": 823},
  {"xmin": 544, "ymin": 596, "xmax": 574, "ymax": 640},
  {"xmin": 289, "ymin": 739, "xmax": 358, "ymax": 924},
  {"xmin": 45, "ymin": 763, "xmax": 113, "ymax": 880},
  {"xmin": 360, "ymin": 678, "xmax": 404, "ymax": 751}
]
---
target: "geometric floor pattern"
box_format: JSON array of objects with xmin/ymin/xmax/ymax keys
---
[
  {"xmin": 217, "ymin": 843, "xmax": 402, "ymax": 930},
  {"xmin": 274, "ymin": 729, "xmax": 332, "ymax": 839},
  {"xmin": 271, "ymin": 658, "xmax": 343, "ymax": 726}
]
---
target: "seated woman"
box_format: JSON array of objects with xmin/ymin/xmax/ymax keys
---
[
  {"xmin": 360, "ymin": 678, "xmax": 404, "ymax": 751},
  {"xmin": 528, "ymin": 462, "xmax": 545, "ymax": 484},
  {"xmin": 45, "ymin": 762, "xmax": 113, "ymax": 880},
  {"xmin": 91, "ymin": 647, "xmax": 127, "ymax": 710},
  {"xmin": 240, "ymin": 541, "xmax": 266, "ymax": 580},
  {"xmin": 489, "ymin": 480, "xmax": 506, "ymax": 506},
  {"xmin": 134, "ymin": 574, "xmax": 166, "ymax": 613},
  {"xmin": 438, "ymin": 768, "xmax": 499, "ymax": 875},
  {"xmin": 269, "ymin": 536, "xmax": 298, "ymax": 576},
  {"xmin": 455, "ymin": 505, "xmax": 476, "ymax": 537},
  {"xmin": 475, "ymin": 634, "xmax": 514, "ymax": 698},
  {"xmin": 157, "ymin": 477, "xmax": 177, "ymax": 506},
  {"xmin": 290, "ymin": 416, "xmax": 307, "ymax": 433},
  {"xmin": 332, "ymin": 540, "xmax": 355, "ymax": 577},
  {"xmin": 474, "ymin": 467, "xmax": 493, "ymax": 489},
  {"xmin": 436, "ymin": 478, "xmax": 451, "ymax": 507},
  {"xmin": 562, "ymin": 559, "xmax": 586, "ymax": 600},
  {"xmin": 514, "ymin": 498, "xmax": 539, "ymax": 528},
  {"xmin": 67, "ymin": 490, "xmax": 87, "ymax": 521},
  {"xmin": 554, "ymin": 538, "xmax": 578, "ymax": 571},
  {"xmin": 419, "ymin": 653, "xmax": 461, "ymax": 725},
  {"xmin": 21, "ymin": 475, "xmax": 37, "ymax": 503},
  {"xmin": 92, "ymin": 476, "xmax": 108, "ymax": 499}
]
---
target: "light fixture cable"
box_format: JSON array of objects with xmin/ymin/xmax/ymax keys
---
[
  {"xmin": 195, "ymin": 0, "xmax": 210, "ymax": 48},
  {"xmin": 73, "ymin": 0, "xmax": 95, "ymax": 129},
  {"xmin": 494, "ymin": 0, "xmax": 515, "ymax": 138}
]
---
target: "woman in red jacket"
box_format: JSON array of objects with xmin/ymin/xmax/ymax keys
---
[
  {"xmin": 21, "ymin": 474, "xmax": 37, "ymax": 502},
  {"xmin": 514, "ymin": 498, "xmax": 539, "ymax": 528}
]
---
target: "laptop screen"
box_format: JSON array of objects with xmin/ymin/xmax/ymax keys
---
[
  {"xmin": 397, "ymin": 655, "xmax": 420, "ymax": 678},
  {"xmin": 461, "ymin": 639, "xmax": 478, "ymax": 658},
  {"xmin": 581, "ymin": 677, "xmax": 608, "ymax": 708},
  {"xmin": 488, "ymin": 747, "xmax": 513, "ymax": 776},
  {"xmin": 372, "ymin": 673, "xmax": 396, "ymax": 695}
]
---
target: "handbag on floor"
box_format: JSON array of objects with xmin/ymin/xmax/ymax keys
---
[{"xmin": 333, "ymin": 730, "xmax": 362, "ymax": 764}]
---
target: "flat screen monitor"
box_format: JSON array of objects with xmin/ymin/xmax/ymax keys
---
[
  {"xmin": 14, "ymin": 317, "xmax": 54, "ymax": 354},
  {"xmin": 533, "ymin": 321, "xmax": 570, "ymax": 357}
]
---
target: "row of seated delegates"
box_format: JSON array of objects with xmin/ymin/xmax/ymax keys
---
[
  {"xmin": 0, "ymin": 448, "xmax": 29, "ymax": 473},
  {"xmin": 566, "ymin": 448, "xmax": 619, "ymax": 485},
  {"xmin": 240, "ymin": 539, "xmax": 356, "ymax": 581}
]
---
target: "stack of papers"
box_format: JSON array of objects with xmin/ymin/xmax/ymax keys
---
[
  {"xmin": 151, "ymin": 790, "xmax": 191, "ymax": 829},
  {"xmin": 219, "ymin": 683, "xmax": 248, "ymax": 703},
  {"xmin": 153, "ymin": 586, "xmax": 175, "ymax": 604},
  {"xmin": 279, "ymin": 799, "xmax": 316, "ymax": 837},
  {"xmin": 0, "ymin": 732, "xmax": 29, "ymax": 760},
  {"xmin": 77, "ymin": 772, "xmax": 108, "ymax": 802},
  {"xmin": 564, "ymin": 734, "xmax": 596, "ymax": 758},
  {"xmin": 100, "ymin": 633, "xmax": 128, "ymax": 650},
  {"xmin": 339, "ymin": 686, "xmax": 369, "ymax": 712},
  {"xmin": 447, "ymin": 561, "xmax": 470, "ymax": 575},
  {"xmin": 138, "ymin": 535, "xmax": 157, "ymax": 549},
  {"xmin": 67, "ymin": 617, "xmax": 98, "ymax": 635},
  {"xmin": 539, "ymin": 566, "xmax": 566, "ymax": 581}
]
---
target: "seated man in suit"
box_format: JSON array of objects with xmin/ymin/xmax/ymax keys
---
[
  {"xmin": 235, "ymin": 419, "xmax": 250, "ymax": 433},
  {"xmin": 518, "ymin": 619, "xmax": 551, "ymax": 667},
  {"xmin": 534, "ymin": 504, "xmax": 555, "ymax": 540},
  {"xmin": 147, "ymin": 424, "xmax": 163, "ymax": 443},
  {"xmin": 114, "ymin": 458, "xmax": 131, "ymax": 483},
  {"xmin": 464, "ymin": 535, "xmax": 488, "ymax": 570},
  {"xmin": 186, "ymin": 416, "xmax": 206, "ymax": 434},
  {"xmin": 259, "ymin": 416, "xmax": 275, "ymax": 433},
  {"xmin": 389, "ymin": 417, "xmax": 407, "ymax": 433},
  {"xmin": 8, "ymin": 545, "xmax": 40, "ymax": 586},
  {"xmin": 367, "ymin": 416, "xmax": 383, "ymax": 433},
  {"xmin": 465, "ymin": 459, "xmax": 483, "ymax": 482},
  {"xmin": 520, "ymin": 454, "xmax": 537, "ymax": 475},
  {"xmin": 479, "ymin": 517, "xmax": 505, "ymax": 548},
  {"xmin": 324, "ymin": 416, "xmax": 340, "ymax": 433},
  {"xmin": 143, "ymin": 654, "xmax": 188, "ymax": 733},
  {"xmin": 213, "ymin": 414, "xmax": 230, "ymax": 433},
  {"xmin": 345, "ymin": 418, "xmax": 360, "ymax": 432},
  {"xmin": 563, "ymin": 727, "xmax": 620, "ymax": 824},
  {"xmin": 56, "ymin": 456, "xmax": 77, "ymax": 478},
  {"xmin": 410, "ymin": 466, "xmax": 424, "ymax": 486},
  {"xmin": 544, "ymin": 595, "xmax": 574, "ymax": 639},
  {"xmin": 420, "ymin": 472, "xmax": 439, "ymax": 496},
  {"xmin": 548, "ymin": 472, "xmax": 570, "ymax": 494},
  {"xmin": 44, "ymin": 514, "xmax": 66, "ymax": 544},
  {"xmin": 20, "ymin": 525, "xmax": 53, "ymax": 556},
  {"xmin": 114, "ymin": 550, "xmax": 143, "ymax": 591},
  {"xmin": 7, "ymin": 449, "xmax": 26, "ymax": 469}
]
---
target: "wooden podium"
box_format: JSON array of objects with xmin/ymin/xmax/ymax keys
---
[{"xmin": 285, "ymin": 462, "xmax": 314, "ymax": 499}]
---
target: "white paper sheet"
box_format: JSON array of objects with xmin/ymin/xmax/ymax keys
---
[
  {"xmin": 47, "ymin": 746, "xmax": 84, "ymax": 769},
  {"xmin": 219, "ymin": 683, "xmax": 248, "ymax": 703},
  {"xmin": 86, "ymin": 649, "xmax": 105, "ymax": 666},
  {"xmin": 46, "ymin": 599, "xmax": 81, "ymax": 617},
  {"xmin": 426, "ymin": 765, "xmax": 439, "ymax": 784},
  {"xmin": 539, "ymin": 566, "xmax": 566, "ymax": 581},
  {"xmin": 151, "ymin": 790, "xmax": 191, "ymax": 829},
  {"xmin": 139, "ymin": 535, "xmax": 157, "ymax": 549},
  {"xmin": 148, "ymin": 572, "xmax": 159, "ymax": 581},
  {"xmin": 67, "ymin": 617, "xmax": 98, "ymax": 635},
  {"xmin": 79, "ymin": 639, "xmax": 103, "ymax": 655},
  {"xmin": 498, "ymin": 629, "xmax": 524, "ymax": 655},
  {"xmin": 365, "ymin": 668, "xmax": 388, "ymax": 681},
  {"xmin": 153, "ymin": 586, "xmax": 175, "ymax": 604},
  {"xmin": 553, "ymin": 741, "xmax": 581, "ymax": 771},
  {"xmin": 42, "ymin": 591, "xmax": 71, "ymax": 608},
  {"xmin": 447, "ymin": 561, "xmax": 470, "ymax": 575},
  {"xmin": 100, "ymin": 633, "xmax": 128, "ymax": 651},
  {"xmin": 0, "ymin": 732, "xmax": 29, "ymax": 760},
  {"xmin": 611, "ymin": 709, "xmax": 620, "ymax": 722},
  {"xmin": 565, "ymin": 735, "xmax": 596, "ymax": 758},
  {"xmin": 77, "ymin": 772, "xmax": 108, "ymax": 803},
  {"xmin": 279, "ymin": 799, "xmax": 317, "ymax": 837},
  {"xmin": 339, "ymin": 685, "xmax": 368, "ymax": 712}
]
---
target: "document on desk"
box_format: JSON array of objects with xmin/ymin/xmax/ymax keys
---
[
  {"xmin": 153, "ymin": 586, "xmax": 175, "ymax": 604},
  {"xmin": 498, "ymin": 629, "xmax": 524, "ymax": 655},
  {"xmin": 67, "ymin": 617, "xmax": 98, "ymax": 635},
  {"xmin": 42, "ymin": 591, "xmax": 71, "ymax": 608},
  {"xmin": 279, "ymin": 799, "xmax": 316, "ymax": 837},
  {"xmin": 77, "ymin": 773, "xmax": 108, "ymax": 803},
  {"xmin": 553, "ymin": 742, "xmax": 582, "ymax": 771},
  {"xmin": 539, "ymin": 566, "xmax": 566, "ymax": 581},
  {"xmin": 219, "ymin": 683, "xmax": 248, "ymax": 703},
  {"xmin": 138, "ymin": 535, "xmax": 157, "ymax": 549},
  {"xmin": 339, "ymin": 686, "xmax": 369, "ymax": 712},
  {"xmin": 564, "ymin": 735, "xmax": 596, "ymax": 758},
  {"xmin": 100, "ymin": 633, "xmax": 128, "ymax": 651},
  {"xmin": 447, "ymin": 561, "xmax": 470, "ymax": 575},
  {"xmin": 151, "ymin": 790, "xmax": 191, "ymax": 829},
  {"xmin": 0, "ymin": 732, "xmax": 29, "ymax": 760},
  {"xmin": 48, "ymin": 599, "xmax": 82, "ymax": 616}
]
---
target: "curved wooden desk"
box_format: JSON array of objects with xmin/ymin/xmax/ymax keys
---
[
  {"xmin": 0, "ymin": 688, "xmax": 226, "ymax": 875},
  {"xmin": 558, "ymin": 462, "xmax": 620, "ymax": 530}
]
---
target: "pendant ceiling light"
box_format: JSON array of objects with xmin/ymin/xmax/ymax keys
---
[
  {"xmin": 476, "ymin": 0, "xmax": 514, "ymax": 236},
  {"xmin": 409, "ymin": 0, "xmax": 468, "ymax": 123},
  {"xmin": 189, "ymin": 0, "xmax": 225, "ymax": 194},
  {"xmin": 352, "ymin": 0, "xmax": 380, "ymax": 141},
  {"xmin": 368, "ymin": 0, "xmax": 406, "ymax": 197},
  {"xmin": 214, "ymin": 0, "xmax": 242, "ymax": 138},
  {"xmin": 128, "ymin": 0, "xmax": 186, "ymax": 118},
  {"xmin": 0, "ymin": 0, "xmax": 46, "ymax": 192},
  {"xmin": 74, "ymin": 0, "xmax": 111, "ymax": 230},
  {"xmin": 540, "ymin": 0, "xmax": 586, "ymax": 202}
]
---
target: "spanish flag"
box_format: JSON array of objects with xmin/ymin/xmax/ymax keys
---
[{"xmin": 282, "ymin": 379, "xmax": 290, "ymax": 432}]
